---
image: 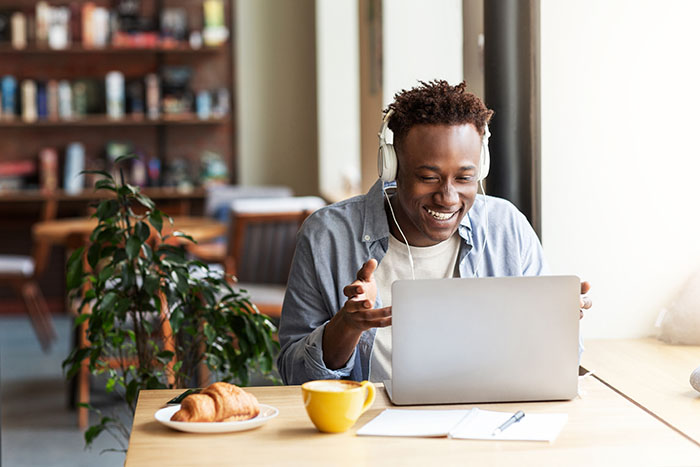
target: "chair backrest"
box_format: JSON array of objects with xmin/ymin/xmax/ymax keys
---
[
  {"xmin": 204, "ymin": 185, "xmax": 294, "ymax": 223},
  {"xmin": 227, "ymin": 196, "xmax": 326, "ymax": 284}
]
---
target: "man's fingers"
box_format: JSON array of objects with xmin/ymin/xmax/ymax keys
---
[
  {"xmin": 343, "ymin": 281, "xmax": 364, "ymax": 298},
  {"xmin": 580, "ymin": 281, "xmax": 591, "ymax": 295},
  {"xmin": 357, "ymin": 258, "xmax": 378, "ymax": 282},
  {"xmin": 361, "ymin": 306, "xmax": 391, "ymax": 320},
  {"xmin": 374, "ymin": 316, "xmax": 392, "ymax": 328},
  {"xmin": 580, "ymin": 295, "xmax": 592, "ymax": 309},
  {"xmin": 343, "ymin": 303, "xmax": 391, "ymax": 324}
]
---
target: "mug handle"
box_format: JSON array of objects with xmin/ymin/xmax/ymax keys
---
[{"xmin": 358, "ymin": 381, "xmax": 376, "ymax": 414}]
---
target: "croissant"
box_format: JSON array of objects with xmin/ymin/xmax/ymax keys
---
[{"xmin": 171, "ymin": 382, "xmax": 260, "ymax": 422}]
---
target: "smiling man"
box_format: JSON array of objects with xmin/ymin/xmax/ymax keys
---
[{"xmin": 276, "ymin": 80, "xmax": 590, "ymax": 385}]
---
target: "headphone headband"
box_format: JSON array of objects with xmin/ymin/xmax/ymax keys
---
[{"xmin": 378, "ymin": 111, "xmax": 490, "ymax": 182}]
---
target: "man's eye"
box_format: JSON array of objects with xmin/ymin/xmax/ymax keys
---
[
  {"xmin": 457, "ymin": 176, "xmax": 474, "ymax": 182},
  {"xmin": 420, "ymin": 176, "xmax": 438, "ymax": 182}
]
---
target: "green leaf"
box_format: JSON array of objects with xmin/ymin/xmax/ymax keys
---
[
  {"xmin": 98, "ymin": 266, "xmax": 114, "ymax": 284},
  {"xmin": 126, "ymin": 236, "xmax": 142, "ymax": 260},
  {"xmin": 106, "ymin": 377, "xmax": 116, "ymax": 393},
  {"xmin": 66, "ymin": 247, "xmax": 85, "ymax": 291},
  {"xmin": 156, "ymin": 350, "xmax": 174, "ymax": 365},
  {"xmin": 126, "ymin": 379, "xmax": 139, "ymax": 405},
  {"xmin": 96, "ymin": 200, "xmax": 119, "ymax": 221},
  {"xmin": 81, "ymin": 169, "xmax": 112, "ymax": 179},
  {"xmin": 171, "ymin": 231, "xmax": 195, "ymax": 243},
  {"xmin": 114, "ymin": 154, "xmax": 137, "ymax": 165},
  {"xmin": 94, "ymin": 179, "xmax": 117, "ymax": 193},
  {"xmin": 169, "ymin": 307, "xmax": 184, "ymax": 332},
  {"xmin": 121, "ymin": 265, "xmax": 135, "ymax": 289},
  {"xmin": 113, "ymin": 248, "xmax": 127, "ymax": 264},
  {"xmin": 203, "ymin": 322, "xmax": 216, "ymax": 342},
  {"xmin": 74, "ymin": 313, "xmax": 90, "ymax": 326},
  {"xmin": 87, "ymin": 243, "xmax": 101, "ymax": 270},
  {"xmin": 84, "ymin": 424, "xmax": 105, "ymax": 447},
  {"xmin": 143, "ymin": 274, "xmax": 160, "ymax": 296},
  {"xmin": 135, "ymin": 193, "xmax": 155, "ymax": 210},
  {"xmin": 148, "ymin": 210, "xmax": 163, "ymax": 234},
  {"xmin": 135, "ymin": 221, "xmax": 151, "ymax": 243},
  {"xmin": 101, "ymin": 292, "xmax": 118, "ymax": 311}
]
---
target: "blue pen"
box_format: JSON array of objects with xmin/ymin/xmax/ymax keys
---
[{"xmin": 492, "ymin": 410, "xmax": 525, "ymax": 436}]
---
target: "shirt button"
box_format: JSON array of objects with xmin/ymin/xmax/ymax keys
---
[{"xmin": 364, "ymin": 235, "xmax": 370, "ymax": 241}]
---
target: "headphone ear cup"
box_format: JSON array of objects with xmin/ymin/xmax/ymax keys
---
[
  {"xmin": 478, "ymin": 142, "xmax": 490, "ymax": 181},
  {"xmin": 477, "ymin": 124, "xmax": 491, "ymax": 181},
  {"xmin": 378, "ymin": 142, "xmax": 398, "ymax": 182}
]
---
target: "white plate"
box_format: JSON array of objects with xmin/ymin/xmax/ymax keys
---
[{"xmin": 154, "ymin": 404, "xmax": 279, "ymax": 433}]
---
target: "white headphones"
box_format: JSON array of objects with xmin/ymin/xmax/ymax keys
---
[{"xmin": 377, "ymin": 109, "xmax": 491, "ymax": 183}]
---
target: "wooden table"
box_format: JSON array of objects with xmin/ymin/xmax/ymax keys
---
[
  {"xmin": 33, "ymin": 215, "xmax": 225, "ymax": 248},
  {"xmin": 125, "ymin": 377, "xmax": 700, "ymax": 466},
  {"xmin": 581, "ymin": 338, "xmax": 700, "ymax": 445}
]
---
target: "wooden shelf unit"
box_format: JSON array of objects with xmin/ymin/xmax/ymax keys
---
[
  {"xmin": 0, "ymin": 115, "xmax": 230, "ymax": 128},
  {"xmin": 0, "ymin": 0, "xmax": 235, "ymax": 311},
  {"xmin": 0, "ymin": 0, "xmax": 237, "ymax": 190}
]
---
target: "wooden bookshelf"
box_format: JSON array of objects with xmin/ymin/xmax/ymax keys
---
[
  {"xmin": 0, "ymin": 115, "xmax": 230, "ymax": 128},
  {"xmin": 0, "ymin": 44, "xmax": 225, "ymax": 54},
  {"xmin": 0, "ymin": 186, "xmax": 207, "ymax": 203},
  {"xmin": 0, "ymin": 0, "xmax": 237, "ymax": 188},
  {"xmin": 0, "ymin": 0, "xmax": 235, "ymax": 310}
]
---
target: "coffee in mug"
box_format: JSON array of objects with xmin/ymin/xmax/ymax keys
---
[{"xmin": 301, "ymin": 380, "xmax": 375, "ymax": 433}]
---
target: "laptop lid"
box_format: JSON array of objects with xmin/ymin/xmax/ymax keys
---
[{"xmin": 388, "ymin": 275, "xmax": 580, "ymax": 405}]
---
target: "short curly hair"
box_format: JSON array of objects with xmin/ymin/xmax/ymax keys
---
[{"xmin": 385, "ymin": 80, "xmax": 493, "ymax": 151}]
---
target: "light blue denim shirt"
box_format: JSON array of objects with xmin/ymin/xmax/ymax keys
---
[{"xmin": 276, "ymin": 180, "xmax": 549, "ymax": 385}]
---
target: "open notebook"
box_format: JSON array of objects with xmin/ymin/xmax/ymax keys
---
[{"xmin": 356, "ymin": 408, "xmax": 568, "ymax": 442}]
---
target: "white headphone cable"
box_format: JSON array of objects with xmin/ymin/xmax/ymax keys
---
[
  {"xmin": 473, "ymin": 178, "xmax": 489, "ymax": 278},
  {"xmin": 383, "ymin": 185, "xmax": 416, "ymax": 280}
]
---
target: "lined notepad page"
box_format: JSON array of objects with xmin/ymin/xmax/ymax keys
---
[
  {"xmin": 356, "ymin": 408, "xmax": 567, "ymax": 442},
  {"xmin": 449, "ymin": 408, "xmax": 568, "ymax": 442},
  {"xmin": 356, "ymin": 409, "xmax": 471, "ymax": 437}
]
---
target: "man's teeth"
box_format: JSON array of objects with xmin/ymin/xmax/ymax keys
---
[{"xmin": 426, "ymin": 208, "xmax": 455, "ymax": 220}]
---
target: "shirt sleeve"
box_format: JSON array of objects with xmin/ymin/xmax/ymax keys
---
[
  {"xmin": 515, "ymin": 209, "xmax": 550, "ymax": 276},
  {"xmin": 276, "ymin": 226, "xmax": 357, "ymax": 384}
]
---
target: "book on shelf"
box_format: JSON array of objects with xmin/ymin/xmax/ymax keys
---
[
  {"xmin": 37, "ymin": 81, "xmax": 48, "ymax": 119},
  {"xmin": 0, "ymin": 10, "xmax": 12, "ymax": 42},
  {"xmin": 1, "ymin": 76, "xmax": 16, "ymax": 119},
  {"xmin": 11, "ymin": 12, "xmax": 26, "ymax": 49},
  {"xmin": 0, "ymin": 160, "xmax": 36, "ymax": 177},
  {"xmin": 46, "ymin": 80, "xmax": 59, "ymax": 120},
  {"xmin": 21, "ymin": 80, "xmax": 38, "ymax": 123},
  {"xmin": 64, "ymin": 142, "xmax": 85, "ymax": 195},
  {"xmin": 39, "ymin": 147, "xmax": 58, "ymax": 192}
]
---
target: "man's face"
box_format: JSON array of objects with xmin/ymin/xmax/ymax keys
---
[{"xmin": 392, "ymin": 123, "xmax": 481, "ymax": 247}]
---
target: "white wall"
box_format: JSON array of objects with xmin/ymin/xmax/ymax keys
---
[
  {"xmin": 383, "ymin": 0, "xmax": 464, "ymax": 109},
  {"xmin": 316, "ymin": 0, "xmax": 362, "ymax": 201},
  {"xmin": 235, "ymin": 0, "xmax": 319, "ymax": 196},
  {"xmin": 540, "ymin": 0, "xmax": 700, "ymax": 338}
]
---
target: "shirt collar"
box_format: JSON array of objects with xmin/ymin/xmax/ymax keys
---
[{"xmin": 361, "ymin": 179, "xmax": 474, "ymax": 247}]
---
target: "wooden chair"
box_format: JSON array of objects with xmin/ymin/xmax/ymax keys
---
[
  {"xmin": 0, "ymin": 199, "xmax": 57, "ymax": 352},
  {"xmin": 0, "ymin": 256, "xmax": 56, "ymax": 351},
  {"xmin": 187, "ymin": 185, "xmax": 294, "ymax": 264},
  {"xmin": 74, "ymin": 287, "xmax": 176, "ymax": 429},
  {"xmin": 223, "ymin": 196, "xmax": 326, "ymax": 320}
]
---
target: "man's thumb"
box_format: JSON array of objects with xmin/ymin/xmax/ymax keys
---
[{"xmin": 359, "ymin": 258, "xmax": 378, "ymax": 281}]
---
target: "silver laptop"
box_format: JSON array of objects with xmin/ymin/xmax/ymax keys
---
[{"xmin": 385, "ymin": 275, "xmax": 580, "ymax": 405}]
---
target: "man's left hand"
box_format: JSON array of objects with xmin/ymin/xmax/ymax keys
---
[{"xmin": 580, "ymin": 281, "xmax": 592, "ymax": 319}]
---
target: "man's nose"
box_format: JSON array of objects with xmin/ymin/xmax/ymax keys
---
[{"xmin": 436, "ymin": 180, "xmax": 459, "ymax": 205}]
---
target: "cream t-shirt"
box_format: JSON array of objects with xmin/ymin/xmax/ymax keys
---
[{"xmin": 369, "ymin": 233, "xmax": 461, "ymax": 382}]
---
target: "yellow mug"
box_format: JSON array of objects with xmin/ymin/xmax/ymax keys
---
[{"xmin": 301, "ymin": 380, "xmax": 376, "ymax": 433}]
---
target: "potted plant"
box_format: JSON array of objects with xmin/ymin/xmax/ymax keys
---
[{"xmin": 62, "ymin": 157, "xmax": 280, "ymax": 452}]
